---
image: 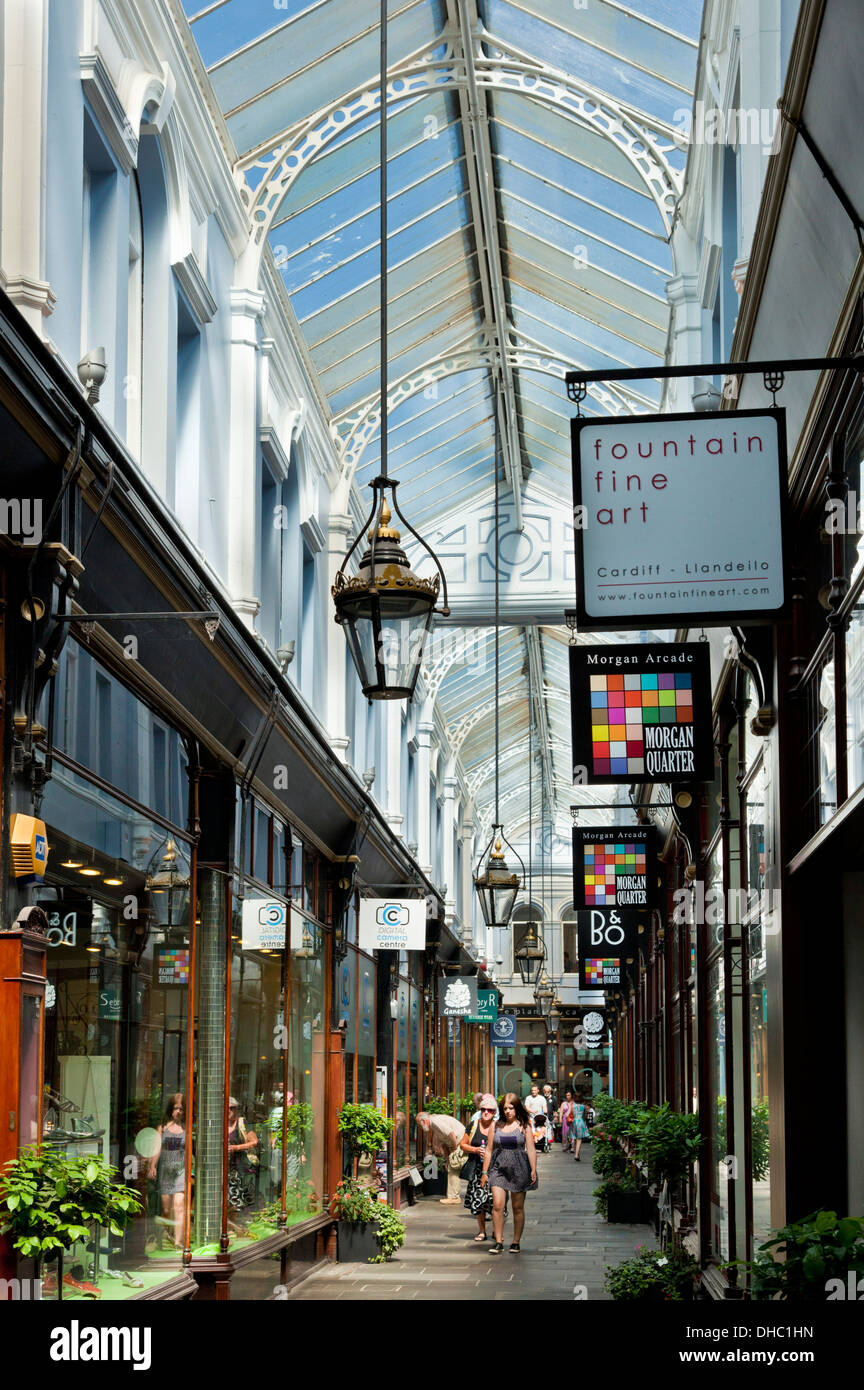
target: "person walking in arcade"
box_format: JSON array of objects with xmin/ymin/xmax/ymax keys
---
[{"xmin": 480, "ymin": 1092, "xmax": 537, "ymax": 1255}]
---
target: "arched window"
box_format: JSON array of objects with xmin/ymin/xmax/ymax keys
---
[{"xmin": 561, "ymin": 906, "xmax": 578, "ymax": 976}]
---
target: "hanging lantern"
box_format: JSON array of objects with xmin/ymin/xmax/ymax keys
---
[
  {"xmin": 474, "ymin": 824, "xmax": 523, "ymax": 929},
  {"xmin": 332, "ymin": 478, "xmax": 449, "ymax": 700},
  {"xmin": 514, "ymin": 920, "xmax": 546, "ymax": 986},
  {"xmin": 534, "ymin": 969, "xmax": 554, "ymax": 1019}
]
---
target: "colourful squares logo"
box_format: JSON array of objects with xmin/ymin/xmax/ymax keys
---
[
  {"xmin": 586, "ymin": 669, "xmax": 698, "ymax": 779},
  {"xmin": 585, "ymin": 958, "xmax": 619, "ymax": 985},
  {"xmin": 158, "ymin": 948, "xmax": 190, "ymax": 984}
]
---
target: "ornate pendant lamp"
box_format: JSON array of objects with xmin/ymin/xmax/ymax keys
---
[
  {"xmin": 474, "ymin": 391, "xmax": 524, "ymax": 928},
  {"xmin": 331, "ymin": 0, "xmax": 448, "ymax": 699},
  {"xmin": 534, "ymin": 967, "xmax": 554, "ymax": 1019}
]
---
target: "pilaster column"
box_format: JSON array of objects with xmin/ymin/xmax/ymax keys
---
[
  {"xmin": 227, "ymin": 288, "xmax": 266, "ymax": 626},
  {"xmin": 384, "ymin": 703, "xmax": 403, "ymax": 836},
  {"xmin": 441, "ymin": 775, "xmax": 458, "ymax": 922},
  {"xmin": 1, "ymin": 0, "xmax": 55, "ymax": 330},
  {"xmin": 664, "ymin": 273, "xmax": 702, "ymax": 412},
  {"xmin": 415, "ymin": 721, "xmax": 434, "ymax": 876},
  {"xmin": 739, "ymin": 0, "xmax": 782, "ymax": 267},
  {"xmin": 326, "ymin": 512, "xmax": 352, "ymax": 760},
  {"xmin": 459, "ymin": 816, "xmax": 476, "ymax": 945}
]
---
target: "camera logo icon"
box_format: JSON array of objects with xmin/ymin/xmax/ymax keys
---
[
  {"xmin": 376, "ymin": 902, "xmax": 409, "ymax": 928},
  {"xmin": 259, "ymin": 902, "xmax": 287, "ymax": 928}
]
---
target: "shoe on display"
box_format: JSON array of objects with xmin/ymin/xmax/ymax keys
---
[
  {"xmin": 43, "ymin": 1086, "xmax": 79, "ymax": 1113},
  {"xmin": 104, "ymin": 1269, "xmax": 145, "ymax": 1288},
  {"xmin": 63, "ymin": 1273, "xmax": 101, "ymax": 1299}
]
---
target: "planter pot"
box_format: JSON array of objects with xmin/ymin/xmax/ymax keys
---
[
  {"xmin": 421, "ymin": 1174, "xmax": 447, "ymax": 1197},
  {"xmin": 640, "ymin": 1185, "xmax": 657, "ymax": 1225},
  {"xmin": 337, "ymin": 1220, "xmax": 380, "ymax": 1263},
  {"xmin": 607, "ymin": 1189, "xmax": 644, "ymax": 1224}
]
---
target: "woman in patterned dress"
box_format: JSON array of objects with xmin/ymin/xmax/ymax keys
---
[
  {"xmin": 572, "ymin": 1095, "xmax": 591, "ymax": 1162},
  {"xmin": 559, "ymin": 1089, "xmax": 575, "ymax": 1153},
  {"xmin": 459, "ymin": 1094, "xmax": 497, "ymax": 1241},
  {"xmin": 480, "ymin": 1093, "xmax": 537, "ymax": 1254}
]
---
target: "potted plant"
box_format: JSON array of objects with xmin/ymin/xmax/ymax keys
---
[
  {"xmin": 369, "ymin": 1204, "xmax": 405, "ymax": 1263},
  {"xmin": 605, "ymin": 1245, "xmax": 698, "ymax": 1301},
  {"xmin": 0, "ymin": 1146, "xmax": 142, "ymax": 1298},
  {"xmin": 740, "ymin": 1211, "xmax": 864, "ymax": 1300},
  {"xmin": 631, "ymin": 1104, "xmax": 701, "ymax": 1188},
  {"xmin": 332, "ymin": 1178, "xmax": 406, "ymax": 1264},
  {"xmin": 337, "ymin": 1103, "xmax": 394, "ymax": 1165},
  {"xmin": 594, "ymin": 1172, "xmax": 641, "ymax": 1223}
]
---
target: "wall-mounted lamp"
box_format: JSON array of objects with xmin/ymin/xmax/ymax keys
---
[
  {"xmin": 77, "ymin": 348, "xmax": 107, "ymax": 405},
  {"xmin": 277, "ymin": 640, "xmax": 296, "ymax": 672}
]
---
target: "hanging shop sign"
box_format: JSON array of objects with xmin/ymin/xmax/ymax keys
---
[
  {"xmin": 571, "ymin": 410, "xmax": 788, "ymax": 630},
  {"xmin": 358, "ymin": 897, "xmax": 426, "ymax": 952},
  {"xmin": 467, "ymin": 988, "xmax": 498, "ymax": 1023},
  {"xmin": 438, "ymin": 974, "xmax": 479, "ymax": 1018},
  {"xmin": 581, "ymin": 1011, "xmax": 605, "ymax": 1048},
  {"xmin": 573, "ymin": 826, "xmax": 654, "ymax": 991},
  {"xmin": 572, "ymin": 826, "xmax": 656, "ymax": 913},
  {"xmin": 569, "ymin": 642, "xmax": 714, "ymax": 784},
  {"xmin": 578, "ymin": 946, "xmax": 630, "ymax": 991},
  {"xmin": 10, "ymin": 813, "xmax": 49, "ymax": 878},
  {"xmin": 491, "ymin": 1013, "xmax": 517, "ymax": 1046}
]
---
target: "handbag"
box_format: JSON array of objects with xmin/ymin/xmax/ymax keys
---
[
  {"xmin": 448, "ymin": 1147, "xmax": 468, "ymax": 1172},
  {"xmin": 460, "ymin": 1118, "xmax": 482, "ymax": 1182},
  {"xmin": 461, "ymin": 1153, "xmax": 481, "ymax": 1183}
]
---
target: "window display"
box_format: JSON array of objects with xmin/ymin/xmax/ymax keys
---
[{"xmin": 39, "ymin": 768, "xmax": 192, "ymax": 1298}]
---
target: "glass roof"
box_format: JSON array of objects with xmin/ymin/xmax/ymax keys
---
[{"xmin": 180, "ymin": 0, "xmax": 704, "ymax": 839}]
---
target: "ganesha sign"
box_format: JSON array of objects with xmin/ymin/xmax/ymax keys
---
[
  {"xmin": 571, "ymin": 409, "xmax": 788, "ymax": 630},
  {"xmin": 438, "ymin": 975, "xmax": 479, "ymax": 1019}
]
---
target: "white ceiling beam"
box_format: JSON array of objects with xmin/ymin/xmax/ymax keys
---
[
  {"xmin": 450, "ymin": 0, "xmax": 524, "ymax": 530},
  {"xmin": 525, "ymin": 626, "xmax": 554, "ymax": 817}
]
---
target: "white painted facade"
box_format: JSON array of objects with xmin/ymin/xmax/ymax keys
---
[{"xmin": 0, "ymin": 0, "xmax": 802, "ymax": 1004}]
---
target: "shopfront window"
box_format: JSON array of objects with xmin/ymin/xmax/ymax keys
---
[
  {"xmin": 743, "ymin": 758, "xmax": 772, "ymax": 1247},
  {"xmin": 395, "ymin": 978, "xmax": 409, "ymax": 1168},
  {"xmin": 707, "ymin": 956, "xmax": 728, "ymax": 1261},
  {"xmin": 845, "ymin": 592, "xmax": 864, "ymax": 798},
  {"xmin": 226, "ymin": 901, "xmax": 285, "ymax": 1243},
  {"xmin": 40, "ymin": 763, "xmax": 192, "ymax": 1297},
  {"xmin": 339, "ymin": 946, "xmax": 358, "ymax": 1104},
  {"xmin": 409, "ymin": 984, "xmax": 421, "ymax": 1162},
  {"xmin": 287, "ymin": 904, "xmax": 326, "ymax": 1220},
  {"xmin": 357, "ymin": 953, "xmax": 376, "ymax": 1104}
]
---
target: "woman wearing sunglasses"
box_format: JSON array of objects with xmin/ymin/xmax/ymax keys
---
[{"xmin": 459, "ymin": 1095, "xmax": 498, "ymax": 1241}]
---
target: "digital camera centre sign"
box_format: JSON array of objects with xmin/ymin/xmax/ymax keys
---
[
  {"xmin": 358, "ymin": 897, "xmax": 427, "ymax": 952},
  {"xmin": 571, "ymin": 410, "xmax": 788, "ymax": 630}
]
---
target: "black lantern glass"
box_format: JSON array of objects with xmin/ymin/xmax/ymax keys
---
[
  {"xmin": 474, "ymin": 825, "xmax": 523, "ymax": 930},
  {"xmin": 534, "ymin": 970, "xmax": 554, "ymax": 1019},
  {"xmin": 514, "ymin": 921, "xmax": 546, "ymax": 986},
  {"xmin": 333, "ymin": 479, "xmax": 448, "ymax": 700}
]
